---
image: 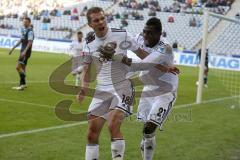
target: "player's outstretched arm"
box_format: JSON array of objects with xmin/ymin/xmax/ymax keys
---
[
  {"xmin": 98, "ymin": 43, "xmax": 180, "ymax": 74},
  {"xmin": 99, "ymin": 48, "xmax": 179, "ymax": 74},
  {"xmin": 8, "ymin": 40, "xmax": 22, "ymax": 55},
  {"xmin": 122, "ymin": 50, "xmax": 181, "ymax": 74},
  {"xmin": 133, "ymin": 61, "xmax": 180, "ymax": 75},
  {"xmin": 135, "ymin": 44, "xmax": 180, "ymax": 74}
]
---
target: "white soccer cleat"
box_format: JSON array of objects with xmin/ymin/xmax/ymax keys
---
[
  {"xmin": 21, "ymin": 85, "xmax": 27, "ymax": 89},
  {"xmin": 12, "ymin": 85, "xmax": 27, "ymax": 90},
  {"xmin": 12, "ymin": 86, "xmax": 24, "ymax": 90}
]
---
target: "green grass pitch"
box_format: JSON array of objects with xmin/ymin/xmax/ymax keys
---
[{"xmin": 0, "ymin": 48, "xmax": 240, "ymax": 160}]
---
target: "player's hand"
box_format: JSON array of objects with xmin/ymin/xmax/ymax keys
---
[
  {"xmin": 98, "ymin": 42, "xmax": 116, "ymax": 60},
  {"xmin": 76, "ymin": 88, "xmax": 87, "ymax": 103},
  {"xmin": 167, "ymin": 66, "xmax": 180, "ymax": 75}
]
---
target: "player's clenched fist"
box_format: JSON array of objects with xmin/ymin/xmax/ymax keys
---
[{"xmin": 98, "ymin": 42, "xmax": 117, "ymax": 60}]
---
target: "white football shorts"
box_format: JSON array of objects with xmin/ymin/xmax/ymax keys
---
[
  {"xmin": 88, "ymin": 80, "xmax": 135, "ymax": 120},
  {"xmin": 137, "ymin": 88, "xmax": 177, "ymax": 126}
]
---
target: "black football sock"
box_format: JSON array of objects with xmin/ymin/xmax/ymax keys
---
[
  {"xmin": 19, "ymin": 72, "xmax": 26, "ymax": 85},
  {"xmin": 204, "ymin": 76, "xmax": 208, "ymax": 84}
]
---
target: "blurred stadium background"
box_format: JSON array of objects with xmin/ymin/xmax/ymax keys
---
[{"xmin": 0, "ymin": 0, "xmax": 240, "ymax": 159}]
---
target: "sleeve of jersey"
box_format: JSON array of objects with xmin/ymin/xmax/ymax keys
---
[
  {"xmin": 142, "ymin": 51, "xmax": 169, "ymax": 64},
  {"xmin": 129, "ymin": 59, "xmax": 154, "ymax": 72},
  {"xmin": 82, "ymin": 43, "xmax": 92, "ymax": 64},
  {"xmin": 28, "ymin": 31, "xmax": 34, "ymax": 41},
  {"xmin": 129, "ymin": 52, "xmax": 168, "ymax": 71}
]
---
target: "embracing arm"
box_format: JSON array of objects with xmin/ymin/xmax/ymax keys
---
[
  {"xmin": 131, "ymin": 44, "xmax": 179, "ymax": 74},
  {"xmin": 119, "ymin": 47, "xmax": 179, "ymax": 74}
]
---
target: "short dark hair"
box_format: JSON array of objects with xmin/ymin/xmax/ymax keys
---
[
  {"xmin": 86, "ymin": 7, "xmax": 104, "ymax": 23},
  {"xmin": 146, "ymin": 17, "xmax": 162, "ymax": 33},
  {"xmin": 23, "ymin": 17, "xmax": 31, "ymax": 23},
  {"xmin": 77, "ymin": 31, "xmax": 83, "ymax": 35}
]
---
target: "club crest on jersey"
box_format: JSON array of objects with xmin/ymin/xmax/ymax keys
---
[{"xmin": 119, "ymin": 40, "xmax": 132, "ymax": 50}]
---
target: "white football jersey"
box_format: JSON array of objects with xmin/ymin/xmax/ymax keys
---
[
  {"xmin": 135, "ymin": 33, "xmax": 178, "ymax": 93},
  {"xmin": 70, "ymin": 40, "xmax": 84, "ymax": 57},
  {"xmin": 82, "ymin": 28, "xmax": 139, "ymax": 86}
]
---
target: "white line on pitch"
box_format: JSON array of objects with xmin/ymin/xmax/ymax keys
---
[
  {"xmin": 0, "ymin": 80, "xmax": 75, "ymax": 84},
  {"xmin": 0, "ymin": 122, "xmax": 87, "ymax": 139},
  {"xmin": 0, "ymin": 95, "xmax": 239, "ymax": 139},
  {"xmin": 0, "ymin": 98, "xmax": 82, "ymax": 112},
  {"xmin": 1, "ymin": 94, "xmax": 238, "ymax": 111},
  {"xmin": 0, "ymin": 98, "xmax": 54, "ymax": 109},
  {"xmin": 174, "ymin": 95, "xmax": 240, "ymax": 109}
]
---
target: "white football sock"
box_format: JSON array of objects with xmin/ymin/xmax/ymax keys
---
[
  {"xmin": 143, "ymin": 133, "xmax": 156, "ymax": 160},
  {"xmin": 85, "ymin": 144, "xmax": 99, "ymax": 160},
  {"xmin": 111, "ymin": 139, "xmax": 125, "ymax": 160}
]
